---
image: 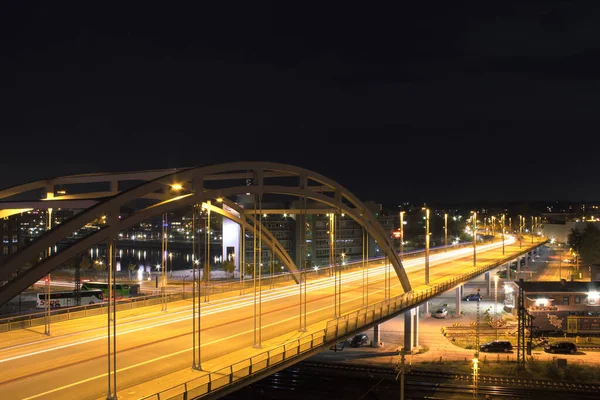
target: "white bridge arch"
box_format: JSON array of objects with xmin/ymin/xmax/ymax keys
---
[{"xmin": 0, "ymin": 162, "xmax": 411, "ymax": 305}]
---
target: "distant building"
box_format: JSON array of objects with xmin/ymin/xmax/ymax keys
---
[{"xmin": 514, "ymin": 280, "xmax": 600, "ymax": 335}]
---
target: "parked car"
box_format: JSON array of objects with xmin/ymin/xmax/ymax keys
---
[
  {"xmin": 433, "ymin": 307, "xmax": 448, "ymax": 318},
  {"xmin": 544, "ymin": 341, "xmax": 577, "ymax": 354},
  {"xmin": 463, "ymin": 293, "xmax": 482, "ymax": 301},
  {"xmin": 480, "ymin": 340, "xmax": 513, "ymax": 353},
  {"xmin": 348, "ymin": 333, "xmax": 369, "ymax": 348}
]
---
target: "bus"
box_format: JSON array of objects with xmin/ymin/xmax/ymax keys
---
[
  {"xmin": 36, "ymin": 289, "xmax": 104, "ymax": 308},
  {"xmin": 82, "ymin": 282, "xmax": 131, "ymax": 299}
]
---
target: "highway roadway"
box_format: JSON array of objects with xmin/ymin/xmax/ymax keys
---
[{"xmin": 0, "ymin": 235, "xmax": 540, "ymax": 399}]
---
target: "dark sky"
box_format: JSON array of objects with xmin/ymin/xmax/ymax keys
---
[{"xmin": 2, "ymin": 2, "xmax": 600, "ymax": 204}]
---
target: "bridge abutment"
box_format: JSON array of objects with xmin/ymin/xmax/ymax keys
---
[{"xmin": 456, "ymin": 286, "xmax": 462, "ymax": 315}]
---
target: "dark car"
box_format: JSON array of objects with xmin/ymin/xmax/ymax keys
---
[
  {"xmin": 544, "ymin": 341, "xmax": 577, "ymax": 354},
  {"xmin": 463, "ymin": 293, "xmax": 482, "ymax": 301},
  {"xmin": 349, "ymin": 333, "xmax": 369, "ymax": 348},
  {"xmin": 480, "ymin": 340, "xmax": 513, "ymax": 353}
]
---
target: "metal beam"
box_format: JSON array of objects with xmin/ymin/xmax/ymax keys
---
[
  {"xmin": 0, "ymin": 162, "xmax": 413, "ymax": 303},
  {"xmin": 203, "ymin": 202, "xmax": 301, "ymax": 283}
]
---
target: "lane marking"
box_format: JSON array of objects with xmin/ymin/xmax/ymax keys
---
[{"xmin": 2, "ymin": 237, "xmax": 521, "ymax": 363}]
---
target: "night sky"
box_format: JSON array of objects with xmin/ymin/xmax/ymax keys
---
[{"xmin": 2, "ymin": 2, "xmax": 599, "ymax": 204}]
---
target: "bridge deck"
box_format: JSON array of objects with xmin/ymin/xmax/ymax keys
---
[{"xmin": 0, "ymin": 237, "xmax": 545, "ymax": 400}]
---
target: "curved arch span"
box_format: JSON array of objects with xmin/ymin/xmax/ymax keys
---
[{"xmin": 0, "ymin": 162, "xmax": 411, "ymax": 306}]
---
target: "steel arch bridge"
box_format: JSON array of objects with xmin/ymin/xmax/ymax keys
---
[{"xmin": 0, "ymin": 162, "xmax": 411, "ymax": 306}]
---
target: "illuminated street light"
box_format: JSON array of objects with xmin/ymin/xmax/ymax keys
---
[
  {"xmin": 422, "ymin": 206, "xmax": 430, "ymax": 284},
  {"xmin": 171, "ymin": 183, "xmax": 183, "ymax": 191},
  {"xmin": 399, "ymin": 211, "xmax": 405, "ymax": 261},
  {"xmin": 501, "ymin": 214, "xmax": 505, "ymax": 255},
  {"xmin": 444, "ymin": 213, "xmax": 448, "ymax": 252},
  {"xmin": 471, "ymin": 211, "xmax": 477, "ymax": 266},
  {"xmin": 472, "ymin": 357, "xmax": 479, "ymax": 399}
]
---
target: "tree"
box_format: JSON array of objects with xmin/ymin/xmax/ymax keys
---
[
  {"xmin": 222, "ymin": 260, "xmax": 235, "ymax": 279},
  {"xmin": 567, "ymin": 226, "xmax": 585, "ymax": 253},
  {"xmin": 578, "ymin": 224, "xmax": 600, "ymax": 266},
  {"xmin": 244, "ymin": 263, "xmax": 254, "ymax": 278}
]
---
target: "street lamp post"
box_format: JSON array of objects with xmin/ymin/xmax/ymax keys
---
[
  {"xmin": 501, "ymin": 214, "xmax": 505, "ymax": 255},
  {"xmin": 472, "ymin": 357, "xmax": 479, "ymax": 399},
  {"xmin": 531, "ymin": 216, "xmax": 534, "ymax": 244},
  {"xmin": 400, "ymin": 211, "xmax": 405, "ymax": 261},
  {"xmin": 519, "ymin": 215, "xmax": 523, "ymax": 249},
  {"xmin": 444, "ymin": 213, "xmax": 448, "ymax": 252},
  {"xmin": 559, "ymin": 246, "xmax": 562, "ymax": 280},
  {"xmin": 423, "ymin": 206, "xmax": 430, "ymax": 285},
  {"xmin": 471, "ymin": 211, "xmax": 477, "ymax": 266}
]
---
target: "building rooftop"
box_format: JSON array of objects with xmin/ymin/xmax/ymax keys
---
[{"xmin": 515, "ymin": 280, "xmax": 600, "ymax": 294}]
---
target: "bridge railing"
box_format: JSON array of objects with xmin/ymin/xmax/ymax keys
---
[
  {"xmin": 0, "ymin": 291, "xmax": 185, "ymax": 333},
  {"xmin": 1, "ymin": 240, "xmax": 545, "ymax": 335},
  {"xmin": 139, "ymin": 242, "xmax": 547, "ymax": 400}
]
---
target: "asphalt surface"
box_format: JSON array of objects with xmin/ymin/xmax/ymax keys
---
[{"xmin": 0, "ymin": 236, "xmax": 545, "ymax": 399}]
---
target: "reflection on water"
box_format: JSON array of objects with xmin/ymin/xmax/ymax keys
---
[{"xmin": 89, "ymin": 245, "xmax": 212, "ymax": 272}]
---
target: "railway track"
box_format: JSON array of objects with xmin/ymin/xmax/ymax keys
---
[{"xmin": 219, "ymin": 360, "xmax": 600, "ymax": 399}]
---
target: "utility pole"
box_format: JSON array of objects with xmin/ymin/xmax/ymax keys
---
[
  {"xmin": 472, "ymin": 211, "xmax": 477, "ymax": 266},
  {"xmin": 423, "ymin": 206, "xmax": 430, "ymax": 285},
  {"xmin": 444, "ymin": 213, "xmax": 448, "ymax": 252},
  {"xmin": 517, "ymin": 279, "xmax": 526, "ymax": 368},
  {"xmin": 519, "ymin": 215, "xmax": 523, "ymax": 249},
  {"xmin": 400, "ymin": 211, "xmax": 405, "ymax": 261},
  {"xmin": 501, "ymin": 214, "xmax": 505, "ymax": 255},
  {"xmin": 395, "ymin": 349, "xmax": 406, "ymax": 400},
  {"xmin": 531, "ymin": 216, "xmax": 534, "ymax": 244}
]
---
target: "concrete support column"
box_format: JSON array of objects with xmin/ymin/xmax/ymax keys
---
[
  {"xmin": 371, "ymin": 324, "xmax": 383, "ymax": 347},
  {"xmin": 506, "ymin": 262, "xmax": 511, "ymax": 280},
  {"xmin": 422, "ymin": 301, "xmax": 429, "ymax": 317},
  {"xmin": 404, "ymin": 307, "xmax": 419, "ymax": 351},
  {"xmin": 456, "ymin": 286, "xmax": 462, "ymax": 315},
  {"xmin": 485, "ymin": 271, "xmax": 491, "ymax": 296},
  {"xmin": 413, "ymin": 307, "xmax": 419, "ymax": 348}
]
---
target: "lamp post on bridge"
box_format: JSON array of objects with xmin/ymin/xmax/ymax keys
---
[
  {"xmin": 471, "ymin": 211, "xmax": 477, "ymax": 266},
  {"xmin": 422, "ymin": 206, "xmax": 430, "ymax": 285},
  {"xmin": 444, "ymin": 213, "xmax": 448, "ymax": 252},
  {"xmin": 399, "ymin": 211, "xmax": 405, "ymax": 261},
  {"xmin": 531, "ymin": 216, "xmax": 534, "ymax": 244},
  {"xmin": 518, "ymin": 215, "xmax": 523, "ymax": 249},
  {"xmin": 501, "ymin": 214, "xmax": 505, "ymax": 256}
]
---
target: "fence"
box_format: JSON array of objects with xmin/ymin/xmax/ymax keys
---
[{"xmin": 140, "ymin": 242, "xmax": 547, "ymax": 399}]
